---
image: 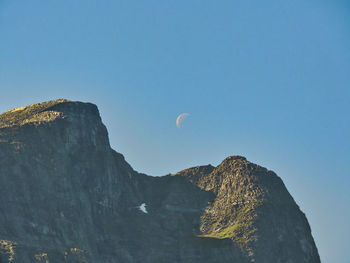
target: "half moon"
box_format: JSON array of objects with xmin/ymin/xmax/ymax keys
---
[{"xmin": 176, "ymin": 113, "xmax": 189, "ymax": 128}]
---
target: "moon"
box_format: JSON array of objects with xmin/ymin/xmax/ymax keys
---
[{"xmin": 176, "ymin": 113, "xmax": 189, "ymax": 128}]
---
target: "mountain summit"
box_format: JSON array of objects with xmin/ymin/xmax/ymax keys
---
[{"xmin": 0, "ymin": 100, "xmax": 320, "ymax": 263}]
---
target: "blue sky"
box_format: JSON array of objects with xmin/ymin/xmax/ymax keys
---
[{"xmin": 1, "ymin": 0, "xmax": 349, "ymax": 261}]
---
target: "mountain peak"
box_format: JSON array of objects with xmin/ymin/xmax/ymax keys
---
[
  {"xmin": 221, "ymin": 155, "xmax": 247, "ymax": 163},
  {"xmin": 224, "ymin": 155, "xmax": 247, "ymax": 161},
  {"xmin": 0, "ymin": 99, "xmax": 109, "ymax": 151},
  {"xmin": 0, "ymin": 99, "xmax": 100, "ymax": 128}
]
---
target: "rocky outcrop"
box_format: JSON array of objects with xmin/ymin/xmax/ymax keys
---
[{"xmin": 0, "ymin": 100, "xmax": 320, "ymax": 263}]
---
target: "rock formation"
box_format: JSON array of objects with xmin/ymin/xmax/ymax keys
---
[{"xmin": 0, "ymin": 99, "xmax": 320, "ymax": 263}]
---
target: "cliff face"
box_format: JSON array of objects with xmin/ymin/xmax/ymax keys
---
[
  {"xmin": 174, "ymin": 157, "xmax": 320, "ymax": 263},
  {"xmin": 0, "ymin": 100, "xmax": 320, "ymax": 263}
]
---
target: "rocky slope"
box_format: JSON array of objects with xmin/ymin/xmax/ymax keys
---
[{"xmin": 0, "ymin": 99, "xmax": 320, "ymax": 263}]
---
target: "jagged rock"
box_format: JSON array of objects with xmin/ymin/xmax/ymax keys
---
[{"xmin": 0, "ymin": 100, "xmax": 320, "ymax": 263}]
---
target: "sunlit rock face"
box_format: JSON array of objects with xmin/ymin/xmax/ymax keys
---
[{"xmin": 0, "ymin": 100, "xmax": 320, "ymax": 263}]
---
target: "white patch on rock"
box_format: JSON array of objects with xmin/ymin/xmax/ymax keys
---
[{"xmin": 139, "ymin": 203, "xmax": 148, "ymax": 214}]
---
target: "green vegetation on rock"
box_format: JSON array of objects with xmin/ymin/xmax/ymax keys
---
[{"xmin": 0, "ymin": 99, "xmax": 69, "ymax": 128}]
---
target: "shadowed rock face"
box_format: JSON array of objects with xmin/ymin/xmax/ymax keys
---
[{"xmin": 0, "ymin": 100, "xmax": 320, "ymax": 263}]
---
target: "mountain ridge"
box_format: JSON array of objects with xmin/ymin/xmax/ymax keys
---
[{"xmin": 0, "ymin": 99, "xmax": 320, "ymax": 263}]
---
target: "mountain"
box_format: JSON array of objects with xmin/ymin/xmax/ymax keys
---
[{"xmin": 0, "ymin": 99, "xmax": 320, "ymax": 263}]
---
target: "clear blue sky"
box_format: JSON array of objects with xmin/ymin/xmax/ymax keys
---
[{"xmin": 1, "ymin": 1, "xmax": 349, "ymax": 262}]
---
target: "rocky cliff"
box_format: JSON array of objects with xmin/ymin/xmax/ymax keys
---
[{"xmin": 0, "ymin": 99, "xmax": 320, "ymax": 263}]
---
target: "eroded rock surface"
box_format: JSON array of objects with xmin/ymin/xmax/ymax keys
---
[{"xmin": 0, "ymin": 100, "xmax": 320, "ymax": 263}]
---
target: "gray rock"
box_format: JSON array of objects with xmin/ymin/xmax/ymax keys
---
[{"xmin": 0, "ymin": 100, "xmax": 320, "ymax": 263}]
